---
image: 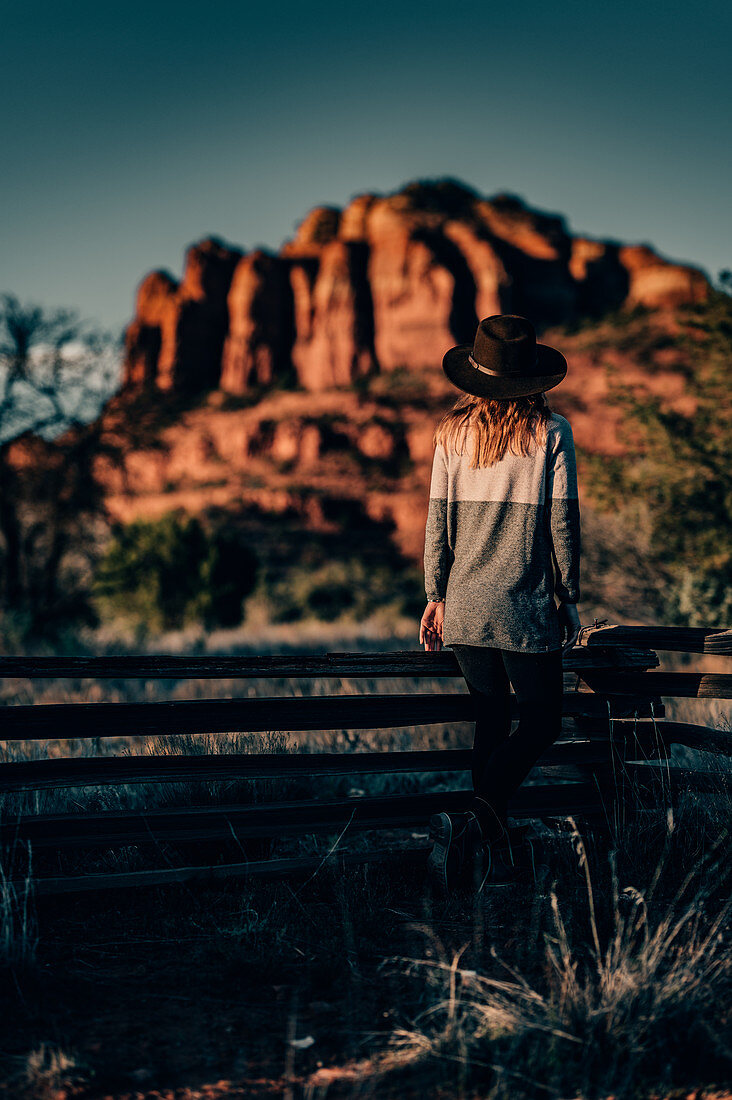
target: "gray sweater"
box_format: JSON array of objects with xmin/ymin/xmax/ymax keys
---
[{"xmin": 423, "ymin": 412, "xmax": 581, "ymax": 652}]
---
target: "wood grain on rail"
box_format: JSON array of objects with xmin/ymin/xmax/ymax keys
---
[
  {"xmin": 0, "ymin": 691, "xmax": 663, "ymax": 741},
  {"xmin": 29, "ymin": 847, "xmax": 434, "ymax": 897},
  {"xmin": 0, "ymin": 736, "xmax": 638, "ymax": 792},
  {"xmin": 4, "ymin": 765, "xmax": 722, "ymax": 852},
  {"xmin": 0, "ymin": 631, "xmax": 727, "ymax": 898},
  {"xmin": 579, "ymin": 671, "xmax": 732, "ymax": 699},
  {"xmin": 0, "ymin": 646, "xmax": 658, "ymax": 680},
  {"xmin": 578, "ymin": 625, "xmax": 732, "ymax": 655},
  {"xmin": 5, "ymin": 783, "xmax": 609, "ymax": 849}
]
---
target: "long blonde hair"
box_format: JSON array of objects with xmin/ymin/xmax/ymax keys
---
[{"xmin": 434, "ymin": 392, "xmax": 550, "ymax": 468}]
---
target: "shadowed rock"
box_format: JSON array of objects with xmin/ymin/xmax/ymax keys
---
[
  {"xmin": 125, "ymin": 238, "xmax": 241, "ymax": 395},
  {"xmin": 221, "ymin": 251, "xmax": 294, "ymax": 394},
  {"xmin": 123, "ymin": 271, "xmax": 179, "ymax": 392}
]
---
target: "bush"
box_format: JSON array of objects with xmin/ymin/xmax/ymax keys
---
[
  {"xmin": 93, "ymin": 513, "xmax": 258, "ymax": 633},
  {"xmin": 251, "ymin": 554, "xmax": 425, "ymax": 625},
  {"xmin": 574, "ymin": 290, "xmax": 732, "ymax": 627}
]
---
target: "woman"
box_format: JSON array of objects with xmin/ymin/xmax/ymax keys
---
[{"xmin": 420, "ymin": 314, "xmax": 582, "ymax": 893}]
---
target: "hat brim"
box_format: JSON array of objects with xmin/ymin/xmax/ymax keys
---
[{"xmin": 442, "ymin": 342, "xmax": 567, "ymax": 399}]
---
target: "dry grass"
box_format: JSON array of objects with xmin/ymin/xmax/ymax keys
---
[
  {"xmin": 375, "ymin": 812, "xmax": 731, "ymax": 1099},
  {"xmin": 5, "ymin": 1043, "xmax": 91, "ymax": 1099},
  {"xmin": 0, "ymin": 841, "xmax": 36, "ymax": 971},
  {"xmin": 0, "ymin": 625, "xmax": 730, "ymax": 1097},
  {"xmin": 0, "ymin": 622, "xmax": 475, "ymax": 828}
]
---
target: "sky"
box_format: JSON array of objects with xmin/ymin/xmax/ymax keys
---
[{"xmin": 2, "ymin": 0, "xmax": 730, "ymax": 337}]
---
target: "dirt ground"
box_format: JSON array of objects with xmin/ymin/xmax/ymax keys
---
[
  {"xmin": 1, "ymin": 858, "xmax": 470, "ymax": 1098},
  {"xmin": 2, "ymin": 834, "xmax": 730, "ymax": 1100}
]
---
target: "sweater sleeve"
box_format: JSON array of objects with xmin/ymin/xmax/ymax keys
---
[
  {"xmin": 546, "ymin": 419, "xmax": 581, "ymax": 604},
  {"xmin": 423, "ymin": 443, "xmax": 452, "ymax": 602}
]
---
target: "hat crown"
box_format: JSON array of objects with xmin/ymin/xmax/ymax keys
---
[{"xmin": 472, "ymin": 315, "xmax": 540, "ymax": 376}]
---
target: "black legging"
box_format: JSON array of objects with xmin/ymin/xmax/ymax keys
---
[{"xmin": 456, "ymin": 646, "xmax": 564, "ymax": 842}]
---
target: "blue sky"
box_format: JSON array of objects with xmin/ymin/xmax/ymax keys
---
[{"xmin": 2, "ymin": 0, "xmax": 729, "ymax": 336}]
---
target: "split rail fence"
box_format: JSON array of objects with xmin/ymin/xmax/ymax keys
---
[{"xmin": 1, "ymin": 624, "xmax": 730, "ymax": 897}]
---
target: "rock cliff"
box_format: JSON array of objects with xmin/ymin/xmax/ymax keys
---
[
  {"xmin": 97, "ymin": 302, "xmax": 711, "ymax": 571},
  {"xmin": 122, "ymin": 180, "xmax": 710, "ymax": 397},
  {"xmin": 83, "ymin": 180, "xmax": 716, "ymax": 590},
  {"xmin": 124, "ymin": 238, "xmax": 242, "ymax": 394}
]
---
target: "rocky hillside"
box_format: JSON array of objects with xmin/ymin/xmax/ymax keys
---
[{"xmin": 122, "ymin": 179, "xmax": 709, "ymax": 398}]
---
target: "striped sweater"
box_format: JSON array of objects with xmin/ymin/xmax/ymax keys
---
[{"xmin": 423, "ymin": 412, "xmax": 581, "ymax": 653}]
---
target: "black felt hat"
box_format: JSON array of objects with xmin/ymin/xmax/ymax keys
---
[{"xmin": 442, "ymin": 314, "xmax": 567, "ymax": 399}]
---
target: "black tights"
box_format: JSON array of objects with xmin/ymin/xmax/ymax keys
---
[{"xmin": 458, "ymin": 646, "xmax": 564, "ymax": 842}]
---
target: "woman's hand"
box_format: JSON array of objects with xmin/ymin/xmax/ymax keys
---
[
  {"xmin": 559, "ymin": 602, "xmax": 582, "ymax": 654},
  {"xmin": 420, "ymin": 600, "xmax": 445, "ymax": 651}
]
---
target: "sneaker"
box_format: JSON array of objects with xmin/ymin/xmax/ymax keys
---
[
  {"xmin": 427, "ymin": 811, "xmax": 453, "ymax": 895},
  {"xmin": 477, "ymin": 843, "xmax": 522, "ymax": 891},
  {"xmin": 455, "ymin": 812, "xmax": 487, "ymax": 889},
  {"xmin": 427, "ymin": 811, "xmax": 479, "ymax": 895}
]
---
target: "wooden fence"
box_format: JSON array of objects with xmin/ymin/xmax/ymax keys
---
[{"xmin": 1, "ymin": 625, "xmax": 730, "ymax": 897}]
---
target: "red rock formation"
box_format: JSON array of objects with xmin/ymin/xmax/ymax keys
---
[
  {"xmin": 280, "ymin": 206, "xmax": 341, "ymax": 258},
  {"xmin": 475, "ymin": 195, "xmax": 579, "ymax": 324},
  {"xmin": 124, "ymin": 237, "xmax": 241, "ymax": 394},
  {"xmin": 165, "ymin": 238, "xmax": 242, "ymax": 392},
  {"xmin": 569, "ymin": 238, "xmax": 630, "ymax": 315},
  {"xmin": 358, "ymin": 421, "xmax": 396, "ymax": 460},
  {"xmin": 618, "ymin": 245, "xmax": 710, "ymax": 308},
  {"xmin": 442, "ymin": 221, "xmax": 509, "ymax": 320},
  {"xmin": 220, "ymin": 251, "xmax": 293, "ymax": 394},
  {"xmin": 290, "ymin": 240, "xmax": 376, "ymax": 390},
  {"xmin": 365, "ymin": 197, "xmax": 461, "ymax": 371},
  {"xmin": 123, "ymin": 271, "xmax": 179, "ymax": 391},
  {"xmin": 122, "ymin": 180, "xmax": 711, "ymax": 397},
  {"xmin": 477, "ymin": 193, "xmax": 569, "ymax": 261},
  {"xmin": 340, "ymin": 193, "xmax": 377, "ymax": 241}
]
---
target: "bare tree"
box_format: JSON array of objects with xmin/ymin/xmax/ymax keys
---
[{"xmin": 0, "ymin": 294, "xmax": 121, "ymax": 630}]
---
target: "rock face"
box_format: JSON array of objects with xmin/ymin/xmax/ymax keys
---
[
  {"xmin": 365, "ymin": 194, "xmax": 468, "ymax": 372},
  {"xmin": 618, "ymin": 245, "xmax": 710, "ymax": 308},
  {"xmin": 220, "ymin": 251, "xmax": 294, "ymax": 393},
  {"xmin": 123, "ymin": 271, "xmax": 180, "ymax": 391},
  {"xmin": 289, "ymin": 240, "xmax": 376, "ymax": 390},
  {"xmin": 122, "ymin": 179, "xmax": 711, "ymax": 396},
  {"xmin": 124, "ymin": 238, "xmax": 241, "ymax": 394}
]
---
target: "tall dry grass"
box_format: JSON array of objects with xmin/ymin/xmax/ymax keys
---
[
  {"xmin": 374, "ymin": 805, "xmax": 731, "ymax": 1100},
  {"xmin": 0, "ymin": 840, "xmax": 37, "ymax": 971}
]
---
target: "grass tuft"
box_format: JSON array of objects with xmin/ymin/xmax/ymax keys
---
[{"xmin": 379, "ymin": 815, "xmax": 732, "ymax": 1099}]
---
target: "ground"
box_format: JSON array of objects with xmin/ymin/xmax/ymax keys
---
[{"xmin": 2, "ymin": 817, "xmax": 730, "ymax": 1100}]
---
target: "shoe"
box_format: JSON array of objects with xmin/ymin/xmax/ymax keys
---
[
  {"xmin": 477, "ymin": 843, "xmax": 522, "ymax": 891},
  {"xmin": 456, "ymin": 812, "xmax": 487, "ymax": 889},
  {"xmin": 427, "ymin": 812, "xmax": 453, "ymax": 895},
  {"xmin": 427, "ymin": 811, "xmax": 480, "ymax": 895},
  {"xmin": 473, "ymin": 797, "xmax": 509, "ymax": 844}
]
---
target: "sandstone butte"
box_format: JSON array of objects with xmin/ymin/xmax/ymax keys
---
[
  {"xmin": 122, "ymin": 180, "xmax": 709, "ymax": 398},
  {"xmin": 17, "ymin": 179, "xmax": 711, "ymax": 571}
]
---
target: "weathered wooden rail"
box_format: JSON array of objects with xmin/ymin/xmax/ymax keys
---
[{"xmin": 1, "ymin": 624, "xmax": 730, "ymax": 896}]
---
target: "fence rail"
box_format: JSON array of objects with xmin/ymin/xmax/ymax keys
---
[
  {"xmin": 0, "ymin": 644, "xmax": 659, "ymax": 679},
  {"xmin": 1, "ymin": 624, "xmax": 730, "ymax": 896},
  {"xmin": 9, "ymin": 765, "xmax": 729, "ymax": 853},
  {"xmin": 0, "ymin": 690, "xmax": 666, "ymax": 742},
  {"xmin": 577, "ymin": 625, "xmax": 732, "ymax": 655}
]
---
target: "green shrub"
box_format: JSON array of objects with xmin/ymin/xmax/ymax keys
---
[
  {"xmin": 252, "ymin": 555, "xmax": 424, "ymax": 624},
  {"xmin": 576, "ymin": 290, "xmax": 732, "ymax": 627},
  {"xmin": 93, "ymin": 513, "xmax": 257, "ymax": 633}
]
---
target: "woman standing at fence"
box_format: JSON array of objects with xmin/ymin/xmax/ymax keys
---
[{"xmin": 420, "ymin": 314, "xmax": 582, "ymax": 893}]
